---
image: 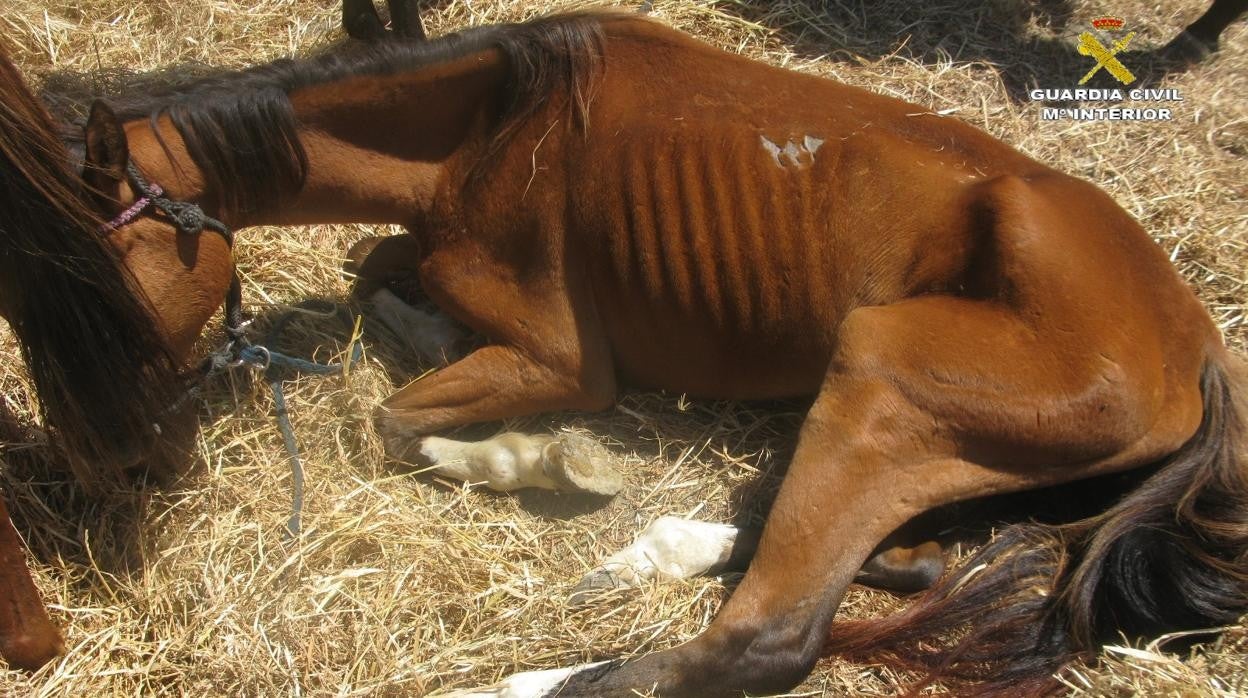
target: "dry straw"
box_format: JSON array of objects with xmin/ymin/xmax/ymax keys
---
[{"xmin": 2, "ymin": 0, "xmax": 1245, "ymax": 695}]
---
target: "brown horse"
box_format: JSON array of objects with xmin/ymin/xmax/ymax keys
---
[
  {"xmin": 0, "ymin": 45, "xmax": 196, "ymax": 670},
  {"xmin": 54, "ymin": 11, "xmax": 1248, "ymax": 696}
]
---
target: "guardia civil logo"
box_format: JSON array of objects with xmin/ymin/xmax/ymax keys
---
[
  {"xmin": 1078, "ymin": 16, "xmax": 1136, "ymax": 85},
  {"xmin": 1032, "ymin": 15, "xmax": 1185, "ymax": 122}
]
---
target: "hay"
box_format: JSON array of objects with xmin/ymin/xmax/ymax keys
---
[{"xmin": 2, "ymin": 0, "xmax": 1245, "ymax": 695}]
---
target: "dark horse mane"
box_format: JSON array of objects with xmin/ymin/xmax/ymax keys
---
[
  {"xmin": 75, "ymin": 11, "xmax": 609, "ymax": 217},
  {"xmin": 0, "ymin": 44, "xmax": 184, "ymax": 482}
]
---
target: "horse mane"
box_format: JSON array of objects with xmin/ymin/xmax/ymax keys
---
[
  {"xmin": 72, "ymin": 12, "xmax": 609, "ymax": 217},
  {"xmin": 0, "ymin": 44, "xmax": 186, "ymax": 483}
]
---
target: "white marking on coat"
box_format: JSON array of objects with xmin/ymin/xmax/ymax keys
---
[
  {"xmin": 760, "ymin": 134, "xmax": 826, "ymax": 169},
  {"xmin": 782, "ymin": 140, "xmax": 803, "ymax": 167},
  {"xmin": 803, "ymin": 135, "xmax": 824, "ymax": 159},
  {"xmin": 759, "ymin": 135, "xmax": 783, "ymax": 167}
]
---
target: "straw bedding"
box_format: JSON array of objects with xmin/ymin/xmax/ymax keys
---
[{"xmin": 1, "ymin": 0, "xmax": 1245, "ymax": 694}]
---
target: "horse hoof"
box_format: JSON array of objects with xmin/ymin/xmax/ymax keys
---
[
  {"xmin": 567, "ymin": 568, "xmax": 626, "ymax": 607},
  {"xmin": 541, "ymin": 433, "xmax": 624, "ymax": 496}
]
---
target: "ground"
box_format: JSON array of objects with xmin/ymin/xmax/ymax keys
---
[{"xmin": 1, "ymin": 0, "xmax": 1246, "ymax": 695}]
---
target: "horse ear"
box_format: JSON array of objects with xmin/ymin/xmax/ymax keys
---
[
  {"xmin": 83, "ymin": 100, "xmax": 128, "ymax": 195},
  {"xmin": 388, "ymin": 0, "xmax": 426, "ymax": 40},
  {"xmin": 343, "ymin": 0, "xmax": 387, "ymax": 40}
]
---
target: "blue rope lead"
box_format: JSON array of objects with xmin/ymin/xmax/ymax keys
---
[
  {"xmin": 269, "ymin": 380, "xmax": 304, "ymax": 539},
  {"xmin": 234, "ymin": 312, "xmax": 365, "ymax": 540}
]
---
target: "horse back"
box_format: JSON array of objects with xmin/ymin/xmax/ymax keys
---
[
  {"xmin": 557, "ymin": 20, "xmax": 1020, "ymax": 395},
  {"xmin": 454, "ymin": 16, "xmax": 1203, "ymax": 399}
]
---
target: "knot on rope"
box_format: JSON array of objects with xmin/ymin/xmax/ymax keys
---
[{"xmin": 125, "ymin": 162, "xmax": 234, "ymax": 245}]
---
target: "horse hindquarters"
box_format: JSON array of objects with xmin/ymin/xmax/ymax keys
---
[
  {"xmin": 465, "ymin": 175, "xmax": 1212, "ymax": 697},
  {"xmin": 0, "ymin": 497, "xmax": 62, "ymax": 670},
  {"xmin": 826, "ymin": 352, "xmax": 1248, "ymax": 696}
]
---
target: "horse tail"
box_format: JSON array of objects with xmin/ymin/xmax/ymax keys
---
[
  {"xmin": 824, "ymin": 350, "xmax": 1248, "ymax": 696},
  {"xmin": 0, "ymin": 45, "xmax": 185, "ymax": 482}
]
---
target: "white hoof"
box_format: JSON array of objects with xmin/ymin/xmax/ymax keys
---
[
  {"xmin": 438, "ymin": 662, "xmax": 608, "ymax": 698},
  {"xmin": 569, "ymin": 517, "xmax": 739, "ymax": 605},
  {"xmin": 418, "ymin": 432, "xmax": 623, "ymax": 495}
]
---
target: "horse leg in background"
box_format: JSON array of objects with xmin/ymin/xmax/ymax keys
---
[
  {"xmin": 568, "ymin": 518, "xmax": 943, "ymax": 606},
  {"xmin": 342, "ymin": 0, "xmax": 425, "ymax": 40},
  {"xmin": 388, "ymin": 0, "xmax": 426, "ymax": 40},
  {"xmin": 0, "ymin": 497, "xmax": 63, "ymax": 670},
  {"xmin": 1165, "ymin": 0, "xmax": 1248, "ymax": 62},
  {"xmin": 342, "ymin": 0, "xmax": 387, "ymax": 41}
]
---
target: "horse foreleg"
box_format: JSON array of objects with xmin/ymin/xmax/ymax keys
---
[
  {"xmin": 376, "ymin": 343, "xmax": 621, "ymax": 495},
  {"xmin": 416, "ymin": 431, "xmax": 622, "ymax": 495},
  {"xmin": 0, "ymin": 497, "xmax": 63, "ymax": 670}
]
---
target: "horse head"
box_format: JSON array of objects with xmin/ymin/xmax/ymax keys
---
[{"xmin": 79, "ymin": 100, "xmax": 236, "ymax": 363}]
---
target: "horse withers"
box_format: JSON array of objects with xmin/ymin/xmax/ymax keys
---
[{"xmin": 57, "ymin": 11, "xmax": 1248, "ymax": 695}]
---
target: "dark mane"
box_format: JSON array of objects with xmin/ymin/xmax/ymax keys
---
[
  {"xmin": 0, "ymin": 45, "xmax": 185, "ymax": 482},
  {"xmin": 81, "ymin": 12, "xmax": 609, "ymax": 216}
]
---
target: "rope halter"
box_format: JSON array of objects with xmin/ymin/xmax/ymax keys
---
[{"xmin": 99, "ymin": 162, "xmax": 246, "ymax": 340}]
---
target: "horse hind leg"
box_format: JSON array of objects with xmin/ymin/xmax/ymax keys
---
[
  {"xmin": 567, "ymin": 518, "xmax": 755, "ymax": 606},
  {"xmin": 855, "ymin": 541, "xmax": 944, "ymax": 594},
  {"xmin": 444, "ymin": 284, "xmax": 1197, "ymax": 696}
]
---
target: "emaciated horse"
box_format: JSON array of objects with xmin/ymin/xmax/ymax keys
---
[
  {"xmin": 0, "ymin": 46, "xmax": 193, "ymax": 670},
  {"xmin": 54, "ymin": 11, "xmax": 1248, "ymax": 696}
]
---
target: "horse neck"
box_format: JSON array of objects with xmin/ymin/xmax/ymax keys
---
[{"xmin": 125, "ymin": 48, "xmax": 510, "ymax": 230}]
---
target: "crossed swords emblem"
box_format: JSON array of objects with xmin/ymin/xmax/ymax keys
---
[{"xmin": 1077, "ymin": 30, "xmax": 1136, "ymax": 85}]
